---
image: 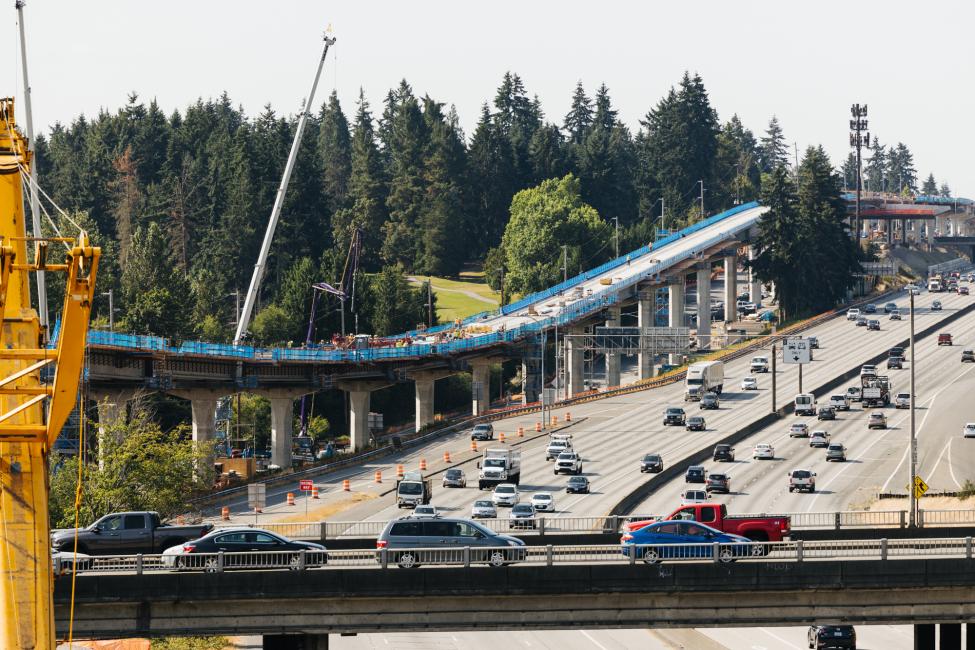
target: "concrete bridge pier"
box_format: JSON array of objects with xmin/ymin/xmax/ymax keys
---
[
  {"xmin": 604, "ymin": 306, "xmax": 621, "ymax": 388},
  {"xmin": 566, "ymin": 325, "xmax": 586, "ymax": 395},
  {"xmin": 264, "ymin": 633, "xmax": 328, "ymax": 649},
  {"xmin": 91, "ymin": 389, "xmax": 136, "ymax": 469},
  {"xmin": 409, "ymin": 370, "xmax": 454, "ymax": 432},
  {"xmin": 636, "ymin": 290, "xmax": 654, "ymax": 380},
  {"xmin": 723, "ymin": 254, "xmax": 737, "ymax": 322},
  {"xmin": 695, "ymin": 263, "xmax": 711, "ymax": 350},
  {"xmin": 469, "ymin": 358, "xmax": 494, "ymax": 415},
  {"xmin": 667, "ymin": 275, "xmax": 685, "ymax": 365},
  {"xmin": 748, "ymin": 245, "xmax": 762, "ymax": 309},
  {"xmin": 336, "ymin": 381, "xmax": 390, "ymax": 453}
]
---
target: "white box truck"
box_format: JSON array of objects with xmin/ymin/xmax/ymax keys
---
[
  {"xmin": 478, "ymin": 448, "xmax": 522, "ymax": 490},
  {"xmin": 684, "ymin": 360, "xmax": 725, "ymax": 401}
]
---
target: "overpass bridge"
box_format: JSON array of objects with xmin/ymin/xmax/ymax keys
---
[
  {"xmin": 845, "ymin": 192, "xmax": 975, "ymax": 244},
  {"xmin": 75, "ymin": 202, "xmax": 768, "ymax": 466},
  {"xmin": 56, "ymin": 542, "xmax": 975, "ymax": 647}
]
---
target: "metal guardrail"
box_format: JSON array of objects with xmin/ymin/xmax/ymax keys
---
[
  {"xmin": 61, "ymin": 537, "xmax": 975, "ymax": 575},
  {"xmin": 212, "ymin": 509, "xmax": 975, "ymax": 541},
  {"xmin": 928, "ymin": 258, "xmax": 970, "ymax": 276}
]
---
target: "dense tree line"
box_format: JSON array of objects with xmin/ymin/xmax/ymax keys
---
[{"xmin": 34, "ymin": 72, "xmax": 936, "ymax": 343}]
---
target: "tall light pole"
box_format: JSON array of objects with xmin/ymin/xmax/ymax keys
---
[
  {"xmin": 909, "ymin": 290, "xmax": 918, "ymax": 527},
  {"xmin": 101, "ymin": 290, "xmax": 114, "ymax": 332},
  {"xmin": 698, "ymin": 180, "xmax": 705, "ymax": 218},
  {"xmin": 850, "ymin": 104, "xmax": 870, "ymax": 243},
  {"xmin": 612, "ymin": 217, "xmax": 620, "ymax": 258}
]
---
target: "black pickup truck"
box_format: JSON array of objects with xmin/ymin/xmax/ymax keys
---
[{"xmin": 51, "ymin": 511, "xmax": 212, "ymax": 556}]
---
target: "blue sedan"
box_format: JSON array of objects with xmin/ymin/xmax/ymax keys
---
[{"xmin": 620, "ymin": 520, "xmax": 751, "ymax": 564}]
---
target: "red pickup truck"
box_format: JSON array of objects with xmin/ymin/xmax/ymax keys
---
[{"xmin": 624, "ymin": 503, "xmax": 791, "ymax": 543}]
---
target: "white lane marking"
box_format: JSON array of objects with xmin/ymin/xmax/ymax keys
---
[
  {"xmin": 760, "ymin": 628, "xmax": 804, "ymax": 649},
  {"xmin": 579, "ymin": 630, "xmax": 610, "ymax": 650},
  {"xmin": 946, "ymin": 439, "xmax": 962, "ymax": 489},
  {"xmin": 880, "ymin": 361, "xmax": 975, "ymax": 492},
  {"xmin": 926, "ymin": 440, "xmax": 953, "ymax": 488}
]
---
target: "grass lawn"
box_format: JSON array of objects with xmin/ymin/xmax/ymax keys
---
[{"xmin": 407, "ymin": 274, "xmax": 500, "ymax": 323}]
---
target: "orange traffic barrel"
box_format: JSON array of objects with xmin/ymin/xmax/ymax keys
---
[
  {"xmin": 311, "ymin": 486, "xmax": 319, "ymax": 499},
  {"xmin": 499, "ymin": 432, "xmax": 506, "ymax": 443},
  {"xmin": 374, "ymin": 470, "xmax": 382, "ymax": 483},
  {"xmin": 535, "ymin": 422, "xmax": 542, "ymax": 432},
  {"xmin": 286, "ymin": 492, "xmax": 295, "ymax": 506},
  {"xmin": 343, "ymin": 479, "xmax": 351, "ymax": 491},
  {"xmin": 396, "ymin": 464, "xmax": 405, "ymax": 478},
  {"xmin": 443, "ymin": 451, "xmax": 451, "ymax": 463},
  {"xmin": 470, "ymin": 440, "xmax": 478, "ymax": 452},
  {"xmin": 419, "ymin": 458, "xmax": 427, "ymax": 471},
  {"xmin": 517, "ymin": 426, "xmax": 524, "ymax": 437},
  {"xmin": 221, "ymin": 506, "xmax": 230, "ymax": 521},
  {"xmin": 565, "ymin": 412, "xmax": 571, "ymax": 422}
]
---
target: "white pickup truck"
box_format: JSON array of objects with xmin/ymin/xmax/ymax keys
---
[
  {"xmin": 545, "ymin": 435, "xmax": 573, "ymax": 461},
  {"xmin": 750, "ymin": 356, "xmax": 769, "ymax": 373},
  {"xmin": 788, "ymin": 469, "xmax": 817, "ymax": 493},
  {"xmin": 554, "ymin": 451, "xmax": 583, "ymax": 475}
]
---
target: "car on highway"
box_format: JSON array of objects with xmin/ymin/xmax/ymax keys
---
[
  {"xmin": 933, "ymin": 300, "xmax": 943, "ymax": 311},
  {"xmin": 410, "ymin": 505, "xmax": 441, "ymax": 518},
  {"xmin": 663, "ymin": 407, "xmax": 687, "ymax": 426},
  {"xmin": 855, "ymin": 316, "xmax": 868, "ymax": 327},
  {"xmin": 741, "ymin": 376, "xmax": 758, "ymax": 390},
  {"xmin": 962, "ymin": 286, "xmax": 970, "ymax": 296},
  {"xmin": 846, "ymin": 386, "xmax": 862, "ymax": 402},
  {"xmin": 889, "ymin": 309, "xmax": 902, "ymax": 320},
  {"xmin": 619, "ymin": 520, "xmax": 751, "ymax": 564},
  {"xmin": 680, "ymin": 488, "xmax": 709, "ymax": 505},
  {"xmin": 685, "ymin": 465, "xmax": 706, "ymax": 483},
  {"xmin": 626, "ymin": 503, "xmax": 792, "ymax": 546},
  {"xmin": 883, "ymin": 302, "xmax": 898, "ymax": 313},
  {"xmin": 889, "ymin": 346, "xmax": 906, "ymax": 360},
  {"xmin": 706, "ymin": 472, "xmax": 731, "ymax": 494},
  {"xmin": 826, "ymin": 443, "xmax": 847, "ymax": 462},
  {"xmin": 860, "ymin": 364, "xmax": 877, "ymax": 378},
  {"xmin": 863, "ymin": 303, "xmax": 877, "ymax": 314},
  {"xmin": 686, "ymin": 415, "xmax": 706, "ymax": 431},
  {"xmin": 470, "ymin": 500, "xmax": 497, "ymax": 519},
  {"xmin": 640, "ymin": 453, "xmax": 664, "ymax": 473},
  {"xmin": 809, "ymin": 430, "xmax": 830, "ymax": 447},
  {"xmin": 545, "ymin": 436, "xmax": 572, "ymax": 461},
  {"xmin": 53, "ymin": 511, "xmax": 213, "ymax": 557},
  {"xmin": 162, "ymin": 528, "xmax": 327, "ymax": 571},
  {"xmin": 846, "ymin": 308, "xmax": 861, "ymax": 321},
  {"xmin": 789, "ymin": 422, "xmax": 810, "ymax": 437},
  {"xmin": 964, "ymin": 423, "xmax": 975, "ymax": 438},
  {"xmin": 817, "ymin": 406, "xmax": 836, "ymax": 421},
  {"xmin": 752, "ymin": 443, "xmax": 775, "ymax": 460},
  {"xmin": 554, "ymin": 451, "xmax": 583, "ymax": 475},
  {"xmin": 888, "ymin": 355, "xmax": 903, "ymax": 369},
  {"xmin": 492, "ymin": 483, "xmax": 519, "ymax": 507},
  {"xmin": 470, "ymin": 423, "xmax": 495, "ymax": 441},
  {"xmin": 907, "ymin": 284, "xmax": 920, "ymax": 295},
  {"xmin": 962, "ymin": 349, "xmax": 975, "ymax": 363},
  {"xmin": 894, "ymin": 392, "xmax": 911, "ymax": 409},
  {"xmin": 750, "ymin": 356, "xmax": 770, "ymax": 373},
  {"xmin": 939, "ymin": 332, "xmax": 952, "ymax": 345},
  {"xmin": 712, "ymin": 444, "xmax": 735, "ymax": 462},
  {"xmin": 828, "ymin": 394, "xmax": 850, "ymax": 411},
  {"xmin": 807, "ymin": 624, "xmax": 856, "ymax": 650},
  {"xmin": 868, "ymin": 411, "xmax": 888, "ymax": 429},
  {"xmin": 565, "ymin": 475, "xmax": 590, "ymax": 494},
  {"xmin": 867, "ymin": 319, "xmax": 880, "ymax": 331},
  {"xmin": 808, "ymin": 336, "xmax": 819, "ymax": 349},
  {"xmin": 699, "ymin": 392, "xmax": 719, "ymax": 409},
  {"xmin": 442, "ymin": 468, "xmax": 467, "ymax": 488},
  {"xmin": 788, "ymin": 469, "xmax": 817, "ymax": 493},
  {"xmin": 508, "ymin": 503, "xmax": 537, "ymax": 529},
  {"xmin": 531, "ymin": 492, "xmax": 555, "ymax": 512},
  {"xmin": 376, "ymin": 518, "xmax": 526, "ymax": 568}
]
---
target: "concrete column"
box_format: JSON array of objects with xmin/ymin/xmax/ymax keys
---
[
  {"xmin": 914, "ymin": 624, "xmax": 935, "ymax": 650},
  {"xmin": 723, "ymin": 255, "xmax": 737, "ymax": 322},
  {"xmin": 604, "ymin": 306, "xmax": 621, "ymax": 388},
  {"xmin": 637, "ymin": 292, "xmax": 654, "ymax": 380},
  {"xmin": 470, "ymin": 359, "xmax": 492, "ymax": 415},
  {"xmin": 940, "ymin": 623, "xmax": 961, "ymax": 650},
  {"xmin": 521, "ymin": 356, "xmax": 541, "ymax": 404},
  {"xmin": 96, "ymin": 397, "xmax": 127, "ymax": 470},
  {"xmin": 269, "ymin": 397, "xmax": 294, "ymax": 468},
  {"xmin": 566, "ymin": 325, "xmax": 585, "ymax": 396},
  {"xmin": 748, "ymin": 246, "xmax": 762, "ymax": 308},
  {"xmin": 414, "ymin": 377, "xmax": 435, "ymax": 431},
  {"xmin": 695, "ymin": 263, "xmax": 711, "ymax": 350},
  {"xmin": 190, "ymin": 398, "xmax": 218, "ymax": 447},
  {"xmin": 668, "ymin": 275, "xmax": 685, "ymax": 365},
  {"xmin": 347, "ymin": 390, "xmax": 371, "ymax": 452}
]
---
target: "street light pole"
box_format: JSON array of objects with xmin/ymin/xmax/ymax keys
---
[
  {"xmin": 909, "ymin": 290, "xmax": 917, "ymax": 527},
  {"xmin": 101, "ymin": 290, "xmax": 114, "ymax": 332},
  {"xmin": 612, "ymin": 217, "xmax": 620, "ymax": 258}
]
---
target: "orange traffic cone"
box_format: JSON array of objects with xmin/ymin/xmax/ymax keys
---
[
  {"xmin": 551, "ymin": 415, "xmax": 558, "ymax": 426},
  {"xmin": 221, "ymin": 506, "xmax": 230, "ymax": 521},
  {"xmin": 535, "ymin": 422, "xmax": 542, "ymax": 432},
  {"xmin": 287, "ymin": 492, "xmax": 296, "ymax": 506},
  {"xmin": 499, "ymin": 432, "xmax": 506, "ymax": 443},
  {"xmin": 311, "ymin": 486, "xmax": 319, "ymax": 499},
  {"xmin": 517, "ymin": 426, "xmax": 524, "ymax": 437},
  {"xmin": 396, "ymin": 464, "xmax": 405, "ymax": 478},
  {"xmin": 343, "ymin": 479, "xmax": 351, "ymax": 491},
  {"xmin": 375, "ymin": 470, "xmax": 382, "ymax": 483},
  {"xmin": 420, "ymin": 458, "xmax": 427, "ymax": 471},
  {"xmin": 470, "ymin": 440, "xmax": 478, "ymax": 452},
  {"xmin": 443, "ymin": 451, "xmax": 451, "ymax": 463}
]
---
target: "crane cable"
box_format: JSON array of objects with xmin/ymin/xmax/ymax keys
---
[{"xmin": 66, "ymin": 352, "xmax": 89, "ymax": 645}]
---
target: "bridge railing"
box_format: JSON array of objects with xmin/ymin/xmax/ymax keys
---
[{"xmin": 60, "ymin": 537, "xmax": 975, "ymax": 576}]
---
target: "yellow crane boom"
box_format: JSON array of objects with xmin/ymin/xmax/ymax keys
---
[{"xmin": 0, "ymin": 97, "xmax": 99, "ymax": 649}]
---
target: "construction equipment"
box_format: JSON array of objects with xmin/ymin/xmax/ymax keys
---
[{"xmin": 0, "ymin": 98, "xmax": 100, "ymax": 649}]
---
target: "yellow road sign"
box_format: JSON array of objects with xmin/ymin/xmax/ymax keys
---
[{"xmin": 914, "ymin": 475, "xmax": 929, "ymax": 499}]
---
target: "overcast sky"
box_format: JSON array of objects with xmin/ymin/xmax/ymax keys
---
[{"xmin": 3, "ymin": 0, "xmax": 973, "ymax": 196}]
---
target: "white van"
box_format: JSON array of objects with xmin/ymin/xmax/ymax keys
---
[{"xmin": 794, "ymin": 393, "xmax": 817, "ymax": 416}]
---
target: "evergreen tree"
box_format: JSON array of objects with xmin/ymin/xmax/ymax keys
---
[
  {"xmin": 840, "ymin": 153, "xmax": 858, "ymax": 191},
  {"xmin": 528, "ymin": 123, "xmax": 569, "ymax": 183},
  {"xmin": 922, "ymin": 173, "xmax": 938, "ymax": 195},
  {"xmin": 939, "ymin": 182, "xmax": 952, "ymax": 198},
  {"xmin": 864, "ymin": 138, "xmax": 887, "ymax": 192},
  {"xmin": 886, "ymin": 143, "xmax": 917, "ymax": 194},
  {"xmin": 318, "ymin": 90, "xmax": 352, "ymax": 214},
  {"xmin": 716, "ymin": 115, "xmax": 761, "ymax": 205},
  {"xmin": 563, "ymin": 82, "xmax": 593, "ymax": 145},
  {"xmin": 577, "ymin": 84, "xmax": 637, "ymax": 224},
  {"xmin": 468, "ymin": 103, "xmax": 516, "ymax": 253},
  {"xmin": 758, "ymin": 115, "xmax": 789, "ymax": 173},
  {"xmin": 120, "ymin": 222, "xmax": 192, "ymax": 338}
]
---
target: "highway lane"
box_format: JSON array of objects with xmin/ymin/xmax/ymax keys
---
[
  {"xmin": 295, "ymin": 288, "xmax": 969, "ymax": 529},
  {"xmin": 635, "ymin": 286, "xmax": 975, "ymax": 518}
]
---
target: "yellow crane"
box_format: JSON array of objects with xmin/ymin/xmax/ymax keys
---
[{"xmin": 0, "ymin": 98, "xmax": 99, "ymax": 648}]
